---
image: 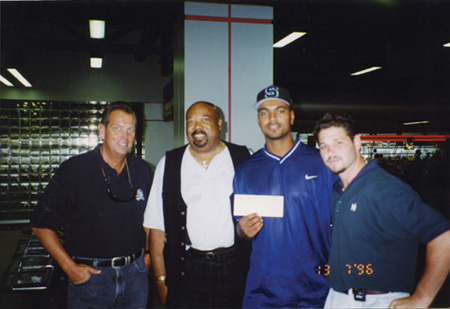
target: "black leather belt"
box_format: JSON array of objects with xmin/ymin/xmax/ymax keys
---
[
  {"xmin": 188, "ymin": 246, "xmax": 235, "ymax": 259},
  {"xmin": 336, "ymin": 288, "xmax": 388, "ymax": 302},
  {"xmin": 74, "ymin": 250, "xmax": 142, "ymax": 269}
]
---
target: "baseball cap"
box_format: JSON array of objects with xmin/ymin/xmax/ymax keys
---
[{"xmin": 254, "ymin": 85, "xmax": 292, "ymax": 109}]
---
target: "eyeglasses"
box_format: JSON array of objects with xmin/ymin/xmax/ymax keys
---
[{"xmin": 101, "ymin": 160, "xmax": 136, "ymax": 203}]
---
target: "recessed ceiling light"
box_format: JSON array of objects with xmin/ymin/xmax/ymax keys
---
[
  {"xmin": 444, "ymin": 42, "xmax": 450, "ymax": 47},
  {"xmin": 0, "ymin": 74, "xmax": 14, "ymax": 87},
  {"xmin": 403, "ymin": 121, "xmax": 429, "ymax": 126},
  {"xmin": 273, "ymin": 32, "xmax": 307, "ymax": 48},
  {"xmin": 89, "ymin": 20, "xmax": 105, "ymax": 39},
  {"xmin": 350, "ymin": 66, "xmax": 382, "ymax": 76},
  {"xmin": 7, "ymin": 68, "xmax": 32, "ymax": 87},
  {"xmin": 90, "ymin": 57, "xmax": 103, "ymax": 68}
]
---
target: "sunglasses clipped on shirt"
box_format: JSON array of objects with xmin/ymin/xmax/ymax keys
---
[{"xmin": 101, "ymin": 160, "xmax": 136, "ymax": 203}]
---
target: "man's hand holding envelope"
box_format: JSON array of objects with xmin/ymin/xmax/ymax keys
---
[{"xmin": 233, "ymin": 194, "xmax": 284, "ymax": 239}]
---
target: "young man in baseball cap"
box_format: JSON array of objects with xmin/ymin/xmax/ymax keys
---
[{"xmin": 233, "ymin": 85, "xmax": 337, "ymax": 308}]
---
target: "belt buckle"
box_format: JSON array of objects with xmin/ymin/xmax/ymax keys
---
[
  {"xmin": 206, "ymin": 252, "xmax": 215, "ymax": 259},
  {"xmin": 111, "ymin": 256, "xmax": 128, "ymax": 269},
  {"xmin": 352, "ymin": 288, "xmax": 366, "ymax": 302}
]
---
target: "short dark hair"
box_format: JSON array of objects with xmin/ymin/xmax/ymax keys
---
[
  {"xmin": 313, "ymin": 112, "xmax": 357, "ymax": 141},
  {"xmin": 101, "ymin": 102, "xmax": 136, "ymax": 127}
]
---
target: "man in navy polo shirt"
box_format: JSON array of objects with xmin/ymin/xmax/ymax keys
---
[
  {"xmin": 314, "ymin": 112, "xmax": 450, "ymax": 308},
  {"xmin": 31, "ymin": 102, "xmax": 153, "ymax": 308}
]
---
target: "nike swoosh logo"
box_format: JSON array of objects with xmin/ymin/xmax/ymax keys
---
[{"xmin": 305, "ymin": 174, "xmax": 318, "ymax": 180}]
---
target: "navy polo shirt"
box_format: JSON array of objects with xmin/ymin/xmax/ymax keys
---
[{"xmin": 327, "ymin": 160, "xmax": 449, "ymax": 293}]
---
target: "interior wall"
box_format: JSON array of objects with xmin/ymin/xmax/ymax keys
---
[
  {"xmin": 230, "ymin": 19, "xmax": 273, "ymax": 153},
  {"xmin": 173, "ymin": 16, "xmax": 187, "ymax": 149},
  {"xmin": 144, "ymin": 103, "xmax": 174, "ymax": 170}
]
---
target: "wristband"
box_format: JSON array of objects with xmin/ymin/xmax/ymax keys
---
[{"xmin": 154, "ymin": 275, "xmax": 166, "ymax": 283}]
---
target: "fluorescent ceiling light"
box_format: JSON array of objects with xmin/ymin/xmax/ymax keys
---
[
  {"xmin": 90, "ymin": 57, "xmax": 103, "ymax": 68},
  {"xmin": 0, "ymin": 74, "xmax": 14, "ymax": 87},
  {"xmin": 89, "ymin": 20, "xmax": 105, "ymax": 39},
  {"xmin": 350, "ymin": 66, "xmax": 382, "ymax": 76},
  {"xmin": 444, "ymin": 42, "xmax": 450, "ymax": 47},
  {"xmin": 7, "ymin": 68, "xmax": 32, "ymax": 87},
  {"xmin": 403, "ymin": 121, "xmax": 429, "ymax": 126},
  {"xmin": 274, "ymin": 32, "xmax": 307, "ymax": 48}
]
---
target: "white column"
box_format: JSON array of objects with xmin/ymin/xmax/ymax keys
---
[{"xmin": 173, "ymin": 1, "xmax": 273, "ymax": 152}]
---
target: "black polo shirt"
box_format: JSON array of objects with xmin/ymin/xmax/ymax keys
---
[{"xmin": 31, "ymin": 145, "xmax": 153, "ymax": 258}]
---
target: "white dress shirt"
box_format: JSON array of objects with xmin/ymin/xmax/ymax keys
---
[{"xmin": 143, "ymin": 145, "xmax": 235, "ymax": 251}]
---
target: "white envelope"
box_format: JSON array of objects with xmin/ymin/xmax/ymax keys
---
[{"xmin": 233, "ymin": 194, "xmax": 284, "ymax": 218}]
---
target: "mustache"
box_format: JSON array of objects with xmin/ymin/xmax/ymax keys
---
[
  {"xmin": 327, "ymin": 155, "xmax": 340, "ymax": 162},
  {"xmin": 191, "ymin": 129, "xmax": 207, "ymax": 137},
  {"xmin": 266, "ymin": 121, "xmax": 280, "ymax": 127}
]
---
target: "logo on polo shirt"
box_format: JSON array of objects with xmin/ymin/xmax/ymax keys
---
[
  {"xmin": 136, "ymin": 189, "xmax": 145, "ymax": 201},
  {"xmin": 305, "ymin": 174, "xmax": 318, "ymax": 180},
  {"xmin": 350, "ymin": 203, "xmax": 357, "ymax": 212}
]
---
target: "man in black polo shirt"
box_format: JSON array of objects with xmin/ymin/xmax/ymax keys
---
[
  {"xmin": 314, "ymin": 112, "xmax": 450, "ymax": 308},
  {"xmin": 31, "ymin": 102, "xmax": 153, "ymax": 308}
]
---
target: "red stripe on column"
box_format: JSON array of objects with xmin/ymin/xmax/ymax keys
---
[
  {"xmin": 185, "ymin": 15, "xmax": 272, "ymax": 24},
  {"xmin": 228, "ymin": 5, "xmax": 232, "ymax": 142}
]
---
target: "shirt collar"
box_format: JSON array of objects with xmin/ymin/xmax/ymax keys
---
[
  {"xmin": 333, "ymin": 160, "xmax": 379, "ymax": 193},
  {"xmin": 263, "ymin": 139, "xmax": 301, "ymax": 164},
  {"xmin": 94, "ymin": 144, "xmax": 132, "ymax": 174}
]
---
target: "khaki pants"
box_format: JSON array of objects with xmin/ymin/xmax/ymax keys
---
[{"xmin": 325, "ymin": 288, "xmax": 410, "ymax": 308}]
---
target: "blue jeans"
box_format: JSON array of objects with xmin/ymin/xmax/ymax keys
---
[{"xmin": 68, "ymin": 255, "xmax": 148, "ymax": 308}]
